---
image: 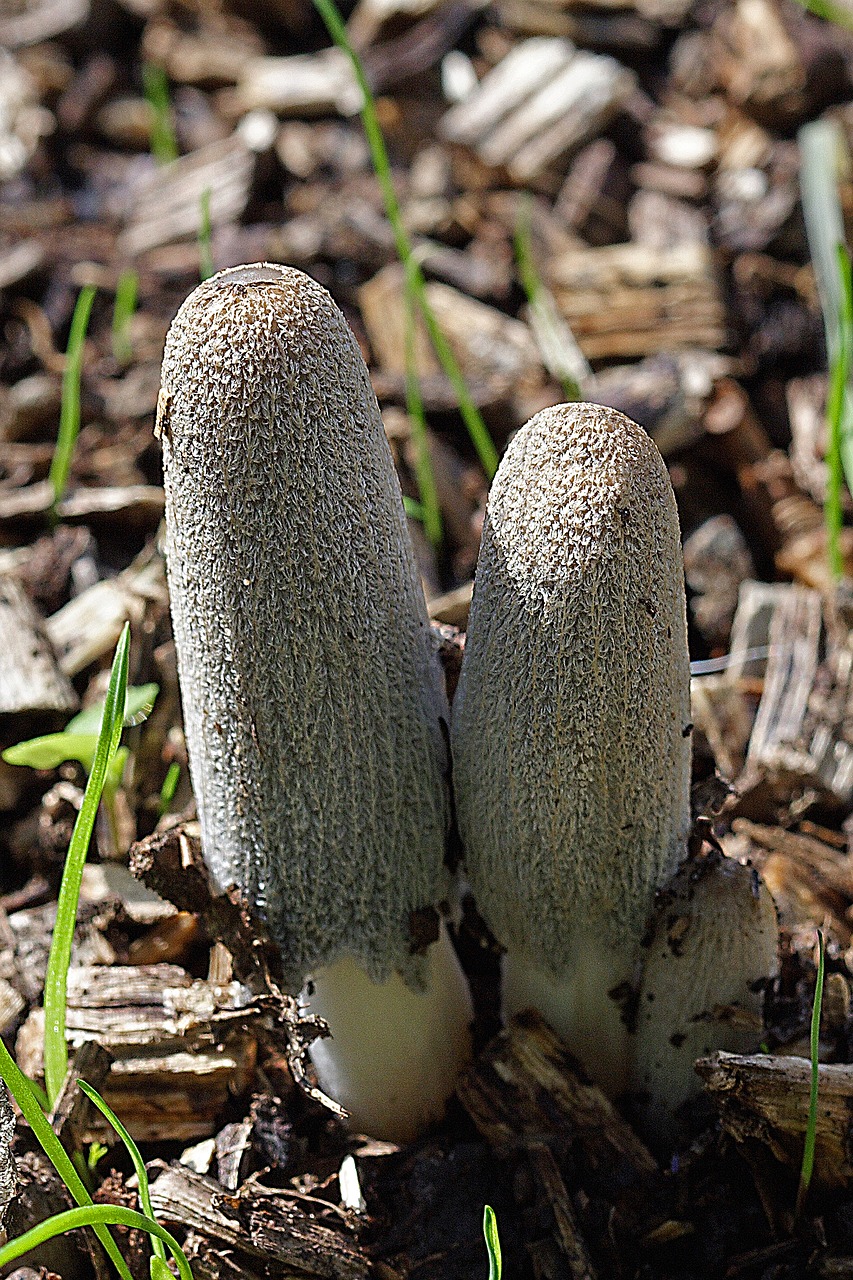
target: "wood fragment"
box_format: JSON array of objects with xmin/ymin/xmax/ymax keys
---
[
  {"xmin": 549, "ymin": 242, "xmax": 727, "ymax": 359},
  {"xmin": 232, "ymin": 48, "xmax": 362, "ymax": 117},
  {"xmin": 696, "ymin": 1050, "xmax": 853, "ymax": 1190},
  {"xmin": 148, "ymin": 1164, "xmax": 371, "ymax": 1280},
  {"xmin": 440, "ymin": 37, "xmax": 636, "ymax": 179},
  {"xmin": 16, "ymin": 964, "xmax": 260, "ymax": 1143},
  {"xmin": 46, "ymin": 548, "xmax": 167, "ymax": 677},
  {"xmin": 0, "ymin": 573, "xmax": 77, "ymax": 718},
  {"xmin": 119, "ymin": 133, "xmax": 256, "ymax": 257},
  {"xmin": 526, "ymin": 1142, "xmax": 598, "ymax": 1280},
  {"xmin": 359, "ymin": 263, "xmax": 542, "ymax": 393},
  {"xmin": 457, "ymin": 1011, "xmax": 664, "ymax": 1241}
]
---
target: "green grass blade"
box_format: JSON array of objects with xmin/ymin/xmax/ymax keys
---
[
  {"xmin": 0, "ymin": 1204, "xmax": 193, "ymax": 1280},
  {"xmin": 78, "ymin": 1081, "xmax": 167, "ymax": 1262},
  {"xmin": 0, "ymin": 1039, "xmax": 133, "ymax": 1280},
  {"xmin": 483, "ymin": 1205, "xmax": 502, "ymax": 1280},
  {"xmin": 43, "ymin": 625, "xmax": 130, "ymax": 1105},
  {"xmin": 142, "ymin": 64, "xmax": 179, "ymax": 165},
  {"xmin": 514, "ymin": 195, "xmax": 584, "ymax": 402},
  {"xmin": 49, "ymin": 284, "xmax": 96, "ymax": 509},
  {"xmin": 790, "ymin": 0, "xmax": 853, "ymax": 28},
  {"xmin": 310, "ymin": 0, "xmax": 498, "ymax": 479},
  {"xmin": 796, "ymin": 929, "xmax": 826, "ymax": 1220},
  {"xmin": 198, "ymin": 187, "xmax": 214, "ymax": 282},
  {"xmin": 404, "ymin": 293, "xmax": 443, "ymax": 547},
  {"xmin": 826, "ymin": 246, "xmax": 853, "ymax": 579},
  {"xmin": 112, "ymin": 270, "xmax": 138, "ymax": 364}
]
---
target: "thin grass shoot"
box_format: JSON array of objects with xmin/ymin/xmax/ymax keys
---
[
  {"xmin": 483, "ymin": 1205, "xmax": 502, "ymax": 1280},
  {"xmin": 310, "ymin": 0, "xmax": 498, "ymax": 479},
  {"xmin": 78, "ymin": 1080, "xmax": 168, "ymax": 1265},
  {"xmin": 825, "ymin": 244, "xmax": 853, "ymax": 580},
  {"xmin": 43, "ymin": 625, "xmax": 130, "ymax": 1105},
  {"xmin": 111, "ymin": 270, "xmax": 138, "ymax": 364},
  {"xmin": 404, "ymin": 292, "xmax": 442, "ymax": 547},
  {"xmin": 49, "ymin": 284, "xmax": 96, "ymax": 511},
  {"xmin": 0, "ymin": 1038, "xmax": 133, "ymax": 1279},
  {"xmin": 198, "ymin": 187, "xmax": 214, "ymax": 282},
  {"xmin": 0, "ymin": 1204, "xmax": 193, "ymax": 1280},
  {"xmin": 142, "ymin": 63, "xmax": 179, "ymax": 165}
]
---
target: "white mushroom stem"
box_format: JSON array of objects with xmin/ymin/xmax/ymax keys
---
[
  {"xmin": 158, "ymin": 262, "xmax": 472, "ymax": 1141},
  {"xmin": 502, "ymin": 926, "xmax": 635, "ymax": 1095},
  {"xmin": 302, "ymin": 924, "xmax": 473, "ymax": 1144},
  {"xmin": 631, "ymin": 852, "xmax": 779, "ymax": 1148}
]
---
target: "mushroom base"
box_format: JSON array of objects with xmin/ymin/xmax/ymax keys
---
[
  {"xmin": 301, "ymin": 924, "xmax": 474, "ymax": 1145},
  {"xmin": 502, "ymin": 935, "xmax": 633, "ymax": 1097}
]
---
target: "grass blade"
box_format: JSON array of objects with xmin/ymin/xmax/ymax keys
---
[
  {"xmin": 43, "ymin": 625, "xmax": 130, "ymax": 1105},
  {"xmin": 310, "ymin": 0, "xmax": 498, "ymax": 479},
  {"xmin": 142, "ymin": 63, "xmax": 179, "ymax": 165},
  {"xmin": 483, "ymin": 1205, "xmax": 502, "ymax": 1280},
  {"xmin": 796, "ymin": 929, "xmax": 826, "ymax": 1220},
  {"xmin": 0, "ymin": 1203, "xmax": 193, "ymax": 1280},
  {"xmin": 404, "ymin": 292, "xmax": 442, "ymax": 547},
  {"xmin": 112, "ymin": 270, "xmax": 138, "ymax": 364},
  {"xmin": 198, "ymin": 187, "xmax": 214, "ymax": 282},
  {"xmin": 49, "ymin": 284, "xmax": 96, "ymax": 509},
  {"xmin": 0, "ymin": 1039, "xmax": 133, "ymax": 1280},
  {"xmin": 78, "ymin": 1081, "xmax": 168, "ymax": 1262}
]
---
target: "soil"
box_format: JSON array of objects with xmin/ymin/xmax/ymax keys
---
[{"xmin": 2, "ymin": 0, "xmax": 853, "ymax": 1276}]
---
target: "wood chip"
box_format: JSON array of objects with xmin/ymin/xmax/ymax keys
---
[
  {"xmin": 548, "ymin": 241, "xmax": 727, "ymax": 359},
  {"xmin": 696, "ymin": 1050, "xmax": 853, "ymax": 1190},
  {"xmin": 232, "ymin": 48, "xmax": 362, "ymax": 117},
  {"xmin": 148, "ymin": 1164, "xmax": 371, "ymax": 1279},
  {"xmin": 440, "ymin": 37, "xmax": 636, "ymax": 179},
  {"xmin": 17, "ymin": 964, "xmax": 260, "ymax": 1143},
  {"xmin": 360, "ymin": 262, "xmax": 542, "ymax": 392},
  {"xmin": 46, "ymin": 549, "xmax": 167, "ymax": 677},
  {"xmin": 0, "ymin": 573, "xmax": 77, "ymax": 717},
  {"xmin": 119, "ymin": 133, "xmax": 255, "ymax": 257}
]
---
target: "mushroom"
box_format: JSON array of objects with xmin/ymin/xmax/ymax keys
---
[
  {"xmin": 632, "ymin": 851, "xmax": 779, "ymax": 1149},
  {"xmin": 157, "ymin": 263, "xmax": 472, "ymax": 1143},
  {"xmin": 451, "ymin": 402, "xmax": 693, "ymax": 1095}
]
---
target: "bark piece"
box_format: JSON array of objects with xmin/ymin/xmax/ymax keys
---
[
  {"xmin": 440, "ymin": 38, "xmax": 636, "ymax": 180},
  {"xmin": 696, "ymin": 1051, "xmax": 853, "ymax": 1190},
  {"xmin": 232, "ymin": 48, "xmax": 362, "ymax": 116},
  {"xmin": 549, "ymin": 242, "xmax": 727, "ymax": 360},
  {"xmin": 0, "ymin": 573, "xmax": 77, "ymax": 718},
  {"xmin": 16, "ymin": 964, "xmax": 260, "ymax": 1143},
  {"xmin": 457, "ymin": 1011, "xmax": 661, "ymax": 1234},
  {"xmin": 148, "ymin": 1164, "xmax": 371, "ymax": 1279},
  {"xmin": 683, "ymin": 515, "xmax": 755, "ymax": 647},
  {"xmin": 46, "ymin": 549, "xmax": 167, "ymax": 677},
  {"xmin": 119, "ymin": 133, "xmax": 255, "ymax": 257},
  {"xmin": 360, "ymin": 262, "xmax": 542, "ymax": 397}
]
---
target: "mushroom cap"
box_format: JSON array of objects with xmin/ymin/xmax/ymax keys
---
[
  {"xmin": 159, "ymin": 263, "xmax": 450, "ymax": 989},
  {"xmin": 632, "ymin": 852, "xmax": 779, "ymax": 1144},
  {"xmin": 451, "ymin": 402, "xmax": 691, "ymax": 974}
]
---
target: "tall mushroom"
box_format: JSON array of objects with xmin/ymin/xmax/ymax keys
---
[
  {"xmin": 157, "ymin": 263, "xmax": 472, "ymax": 1143},
  {"xmin": 451, "ymin": 402, "xmax": 693, "ymax": 1095}
]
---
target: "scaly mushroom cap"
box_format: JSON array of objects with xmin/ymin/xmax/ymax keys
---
[
  {"xmin": 158, "ymin": 263, "xmax": 450, "ymax": 990},
  {"xmin": 452, "ymin": 401, "xmax": 692, "ymax": 972},
  {"xmin": 632, "ymin": 852, "xmax": 779, "ymax": 1146}
]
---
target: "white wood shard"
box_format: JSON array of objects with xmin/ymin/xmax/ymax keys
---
[
  {"xmin": 119, "ymin": 133, "xmax": 255, "ymax": 257},
  {"xmin": 440, "ymin": 38, "xmax": 635, "ymax": 179},
  {"xmin": 0, "ymin": 573, "xmax": 77, "ymax": 716},
  {"xmin": 234, "ymin": 48, "xmax": 363, "ymax": 117}
]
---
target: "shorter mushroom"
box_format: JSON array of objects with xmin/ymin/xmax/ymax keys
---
[
  {"xmin": 631, "ymin": 851, "xmax": 779, "ymax": 1148},
  {"xmin": 451, "ymin": 401, "xmax": 693, "ymax": 1096}
]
